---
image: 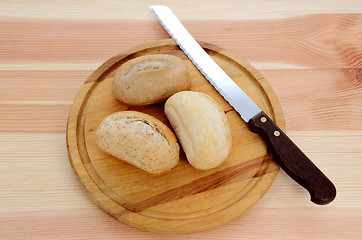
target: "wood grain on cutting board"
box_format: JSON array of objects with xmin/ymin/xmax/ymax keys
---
[{"xmin": 0, "ymin": 0, "xmax": 361, "ymax": 239}]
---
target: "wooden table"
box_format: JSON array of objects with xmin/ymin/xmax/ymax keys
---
[{"xmin": 1, "ymin": 1, "xmax": 361, "ymax": 239}]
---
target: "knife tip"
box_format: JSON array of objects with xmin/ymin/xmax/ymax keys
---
[{"xmin": 149, "ymin": 5, "xmax": 167, "ymax": 11}]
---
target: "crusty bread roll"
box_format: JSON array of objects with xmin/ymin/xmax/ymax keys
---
[
  {"xmin": 112, "ymin": 54, "xmax": 191, "ymax": 106},
  {"xmin": 164, "ymin": 91, "xmax": 232, "ymax": 170},
  {"xmin": 96, "ymin": 111, "xmax": 180, "ymax": 174}
]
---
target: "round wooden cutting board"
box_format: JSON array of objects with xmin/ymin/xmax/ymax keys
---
[{"xmin": 66, "ymin": 39, "xmax": 285, "ymax": 234}]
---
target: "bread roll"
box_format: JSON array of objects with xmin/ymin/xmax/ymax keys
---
[
  {"xmin": 164, "ymin": 91, "xmax": 232, "ymax": 170},
  {"xmin": 112, "ymin": 54, "xmax": 191, "ymax": 106},
  {"xmin": 96, "ymin": 111, "xmax": 180, "ymax": 174}
]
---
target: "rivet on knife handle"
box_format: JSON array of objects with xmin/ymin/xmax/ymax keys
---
[{"xmin": 248, "ymin": 111, "xmax": 336, "ymax": 205}]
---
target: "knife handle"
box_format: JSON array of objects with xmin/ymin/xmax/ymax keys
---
[{"xmin": 248, "ymin": 111, "xmax": 336, "ymax": 205}]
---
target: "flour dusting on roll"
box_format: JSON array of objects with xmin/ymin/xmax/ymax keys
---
[{"xmin": 165, "ymin": 91, "xmax": 232, "ymax": 170}]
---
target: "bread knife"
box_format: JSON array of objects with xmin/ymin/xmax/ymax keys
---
[{"xmin": 150, "ymin": 5, "xmax": 336, "ymax": 205}]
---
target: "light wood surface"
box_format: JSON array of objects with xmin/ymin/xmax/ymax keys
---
[
  {"xmin": 1, "ymin": 0, "xmax": 361, "ymax": 239},
  {"xmin": 66, "ymin": 39, "xmax": 285, "ymax": 233}
]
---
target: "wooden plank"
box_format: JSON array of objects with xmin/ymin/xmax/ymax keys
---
[
  {"xmin": 260, "ymin": 68, "xmax": 362, "ymax": 131},
  {"xmin": 0, "ymin": 206, "xmax": 361, "ymax": 239},
  {"xmin": 0, "ymin": 132, "xmax": 360, "ymax": 211},
  {"xmin": 0, "ymin": 103, "xmax": 70, "ymax": 133},
  {"xmin": 0, "ymin": 132, "xmax": 361, "ymax": 237},
  {"xmin": 0, "ymin": 0, "xmax": 361, "ymax": 20},
  {"xmin": 1, "ymin": 68, "xmax": 361, "ymax": 132},
  {"xmin": 1, "ymin": 14, "xmax": 361, "ymax": 69},
  {"xmin": 0, "ymin": 70, "xmax": 88, "ymax": 101},
  {"xmin": 0, "ymin": 133, "xmax": 94, "ymax": 211}
]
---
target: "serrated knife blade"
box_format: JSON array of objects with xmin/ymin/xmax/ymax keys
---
[
  {"xmin": 150, "ymin": 5, "xmax": 336, "ymax": 205},
  {"xmin": 150, "ymin": 5, "xmax": 260, "ymax": 122}
]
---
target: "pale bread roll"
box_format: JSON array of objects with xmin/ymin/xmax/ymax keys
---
[
  {"xmin": 112, "ymin": 54, "xmax": 191, "ymax": 106},
  {"xmin": 164, "ymin": 91, "xmax": 232, "ymax": 170},
  {"xmin": 96, "ymin": 111, "xmax": 180, "ymax": 174}
]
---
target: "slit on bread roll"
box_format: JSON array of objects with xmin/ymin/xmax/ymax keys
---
[
  {"xmin": 96, "ymin": 111, "xmax": 180, "ymax": 174},
  {"xmin": 112, "ymin": 54, "xmax": 191, "ymax": 106},
  {"xmin": 165, "ymin": 91, "xmax": 232, "ymax": 170}
]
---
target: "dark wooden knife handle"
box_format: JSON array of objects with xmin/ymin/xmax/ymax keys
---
[{"xmin": 248, "ymin": 111, "xmax": 336, "ymax": 205}]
